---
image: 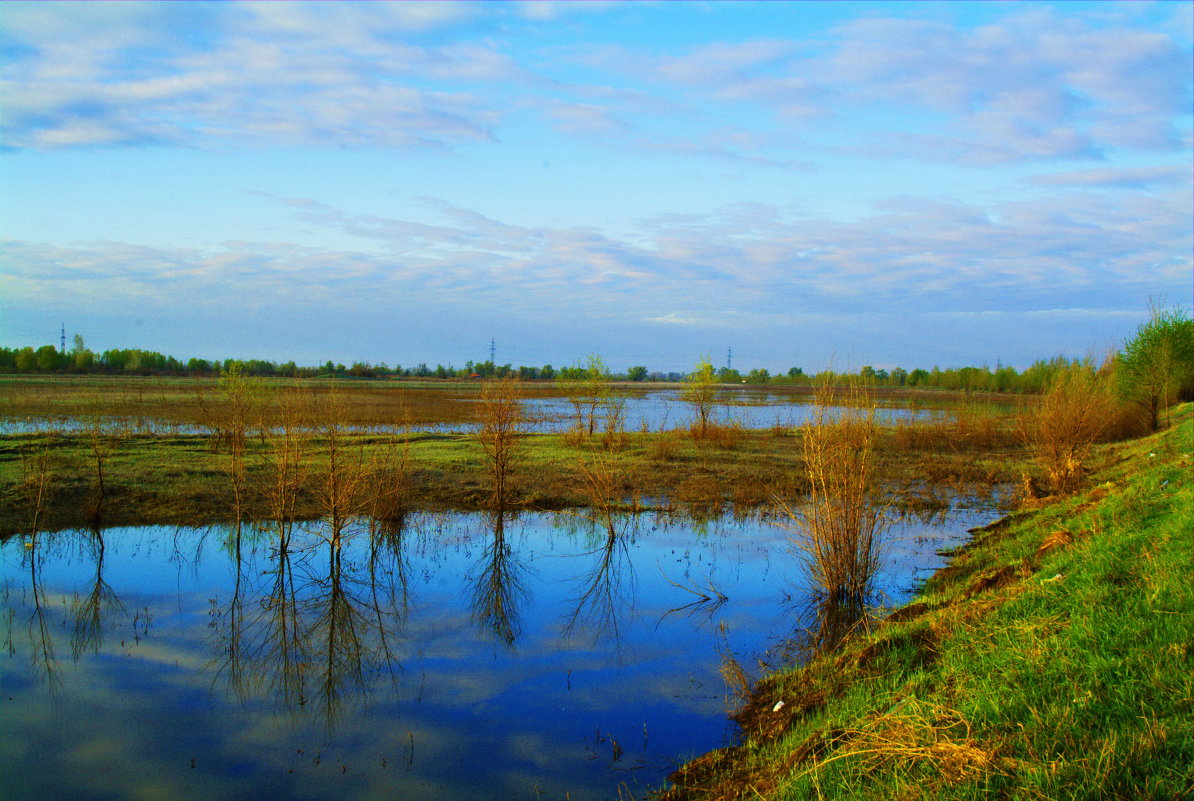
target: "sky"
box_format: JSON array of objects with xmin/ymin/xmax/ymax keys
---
[{"xmin": 1, "ymin": 1, "xmax": 1191, "ymax": 374}]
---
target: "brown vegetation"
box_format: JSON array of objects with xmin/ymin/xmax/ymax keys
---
[
  {"xmin": 1017, "ymin": 364, "xmax": 1115, "ymax": 493},
  {"xmin": 780, "ymin": 380, "xmax": 891, "ymax": 601},
  {"xmin": 471, "ymin": 379, "xmax": 531, "ymax": 509}
]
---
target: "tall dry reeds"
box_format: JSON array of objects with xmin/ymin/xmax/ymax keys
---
[
  {"xmin": 782, "ymin": 380, "xmax": 890, "ymax": 601},
  {"xmin": 1018, "ymin": 363, "xmax": 1115, "ymax": 494},
  {"xmin": 471, "ymin": 379, "xmax": 530, "ymax": 509}
]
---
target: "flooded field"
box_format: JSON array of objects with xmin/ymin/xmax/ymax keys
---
[
  {"xmin": 2, "ymin": 504, "xmax": 999, "ymax": 801},
  {"xmin": 0, "ymin": 384, "xmax": 959, "ymax": 436}
]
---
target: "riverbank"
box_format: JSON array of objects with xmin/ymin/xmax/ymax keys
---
[{"xmin": 658, "ymin": 405, "xmax": 1192, "ymax": 800}]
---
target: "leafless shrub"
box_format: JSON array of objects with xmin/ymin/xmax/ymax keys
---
[
  {"xmin": 19, "ymin": 432, "xmax": 60, "ymax": 536},
  {"xmin": 471, "ymin": 379, "xmax": 531, "ymax": 509},
  {"xmin": 1018, "ymin": 363, "xmax": 1116, "ymax": 493},
  {"xmin": 80, "ymin": 395, "xmax": 127, "ymax": 525},
  {"xmin": 260, "ymin": 387, "xmax": 310, "ymax": 550},
  {"xmin": 780, "ymin": 379, "xmax": 891, "ymax": 601},
  {"xmin": 312, "ymin": 387, "xmax": 371, "ymax": 544},
  {"xmin": 214, "ymin": 365, "xmax": 267, "ymax": 523}
]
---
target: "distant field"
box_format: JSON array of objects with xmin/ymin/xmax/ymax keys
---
[{"xmin": 0, "ymin": 374, "xmax": 1007, "ymax": 430}]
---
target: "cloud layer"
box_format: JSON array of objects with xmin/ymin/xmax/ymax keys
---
[{"xmin": 2, "ymin": 3, "xmax": 1189, "ymax": 162}]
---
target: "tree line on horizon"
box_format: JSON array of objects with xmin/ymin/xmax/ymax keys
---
[{"xmin": 0, "ymin": 332, "xmax": 1166, "ymax": 396}]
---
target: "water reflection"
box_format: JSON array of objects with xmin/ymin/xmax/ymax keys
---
[
  {"xmin": 467, "ymin": 511, "xmax": 530, "ymax": 646},
  {"xmin": 563, "ymin": 514, "xmax": 637, "ymax": 643},
  {"xmin": 23, "ymin": 533, "xmax": 60, "ymax": 692},
  {"xmin": 1, "ymin": 502, "xmax": 1001, "ymax": 801},
  {"xmin": 69, "ymin": 526, "xmax": 127, "ymax": 660},
  {"xmin": 206, "ymin": 518, "xmax": 410, "ymax": 732}
]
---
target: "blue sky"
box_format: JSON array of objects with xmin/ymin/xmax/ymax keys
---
[{"xmin": 1, "ymin": 1, "xmax": 1190, "ymax": 373}]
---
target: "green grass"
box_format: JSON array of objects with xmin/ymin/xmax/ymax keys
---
[{"xmin": 660, "ymin": 405, "xmax": 1193, "ymax": 801}]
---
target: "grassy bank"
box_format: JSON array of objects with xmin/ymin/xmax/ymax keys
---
[{"xmin": 660, "ymin": 405, "xmax": 1192, "ymax": 800}]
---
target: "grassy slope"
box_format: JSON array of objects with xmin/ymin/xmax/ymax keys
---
[{"xmin": 662, "ymin": 407, "xmax": 1193, "ymax": 801}]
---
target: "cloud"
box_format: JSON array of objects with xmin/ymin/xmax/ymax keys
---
[
  {"xmin": 5, "ymin": 180, "xmax": 1189, "ymax": 337},
  {"xmin": 584, "ymin": 7, "xmax": 1190, "ymax": 165},
  {"xmin": 0, "ymin": 3, "xmax": 516, "ymax": 150},
  {"xmin": 1, "ymin": 3, "xmax": 1186, "ymax": 168},
  {"xmin": 644, "ymin": 312, "xmax": 713, "ymax": 326},
  {"xmin": 1027, "ymin": 165, "xmax": 1188, "ymax": 189}
]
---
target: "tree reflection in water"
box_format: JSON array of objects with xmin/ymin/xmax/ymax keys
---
[
  {"xmin": 13, "ymin": 523, "xmax": 134, "ymax": 694},
  {"xmin": 563, "ymin": 513, "xmax": 637, "ymax": 644},
  {"xmin": 69, "ymin": 525, "xmax": 127, "ymax": 660},
  {"xmin": 467, "ymin": 510, "xmax": 530, "ymax": 647},
  {"xmin": 21, "ymin": 530, "xmax": 60, "ymax": 693},
  {"xmin": 207, "ymin": 514, "xmax": 410, "ymax": 733}
]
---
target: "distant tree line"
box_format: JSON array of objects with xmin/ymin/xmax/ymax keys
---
[{"xmin": 5, "ymin": 324, "xmax": 1191, "ymax": 399}]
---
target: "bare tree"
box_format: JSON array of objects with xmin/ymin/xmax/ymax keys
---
[{"xmin": 471, "ymin": 379, "xmax": 530, "ymax": 509}]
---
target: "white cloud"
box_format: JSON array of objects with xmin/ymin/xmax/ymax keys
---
[{"xmin": 5, "ymin": 181, "xmax": 1188, "ymax": 329}]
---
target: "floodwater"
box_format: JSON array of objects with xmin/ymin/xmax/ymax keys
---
[
  {"xmin": 0, "ymin": 387, "xmax": 949, "ymax": 436},
  {"xmin": 0, "ymin": 503, "xmax": 997, "ymax": 800}
]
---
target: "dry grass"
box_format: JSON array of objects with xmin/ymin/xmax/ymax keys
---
[
  {"xmin": 799, "ymin": 698, "xmax": 1004, "ymax": 785},
  {"xmin": 691, "ymin": 421, "xmax": 745, "ymax": 449}
]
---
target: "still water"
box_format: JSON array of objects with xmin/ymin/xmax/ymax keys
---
[{"xmin": 1, "ymin": 505, "xmax": 994, "ymax": 800}]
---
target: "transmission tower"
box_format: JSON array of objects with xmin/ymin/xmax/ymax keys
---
[
  {"xmin": 60, "ymin": 323, "xmax": 66, "ymax": 354},
  {"xmin": 726, "ymin": 346, "xmax": 732, "ymax": 371},
  {"xmin": 489, "ymin": 338, "xmax": 496, "ymax": 364}
]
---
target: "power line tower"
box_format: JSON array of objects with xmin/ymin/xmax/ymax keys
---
[
  {"xmin": 489, "ymin": 338, "xmax": 496, "ymax": 364},
  {"xmin": 60, "ymin": 323, "xmax": 66, "ymax": 354},
  {"xmin": 726, "ymin": 346, "xmax": 733, "ymax": 371}
]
